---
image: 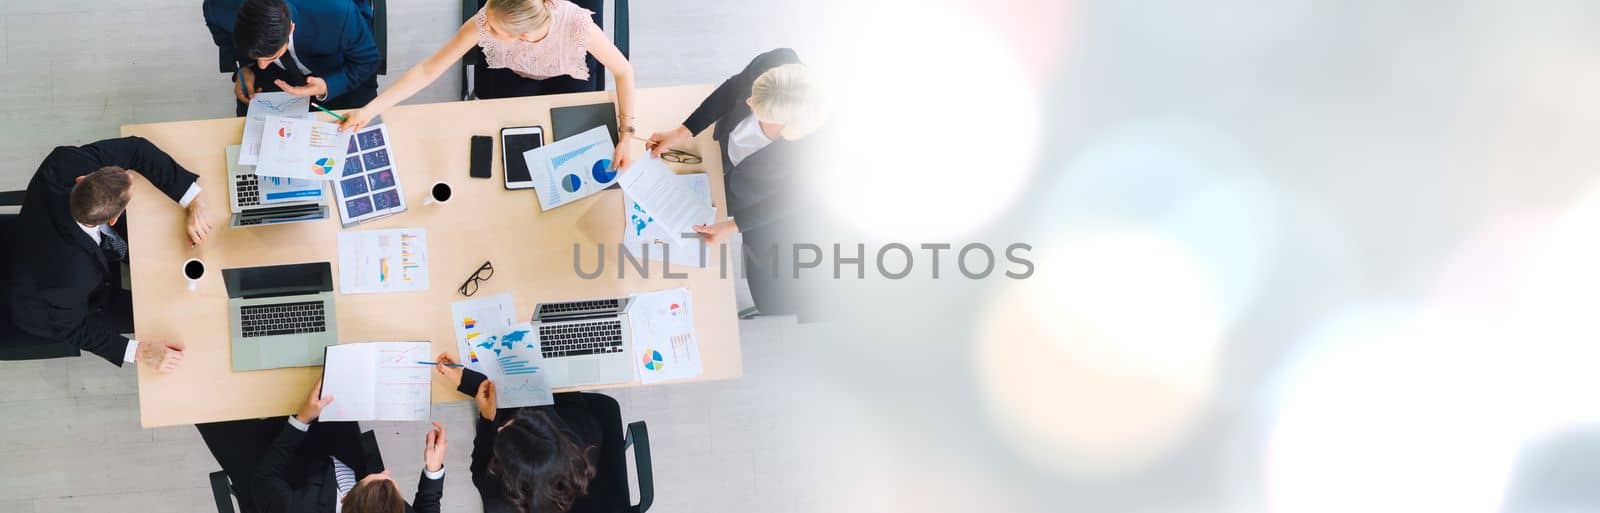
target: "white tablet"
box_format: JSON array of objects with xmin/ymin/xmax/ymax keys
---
[{"xmin": 501, "ymin": 126, "xmax": 544, "ymax": 190}]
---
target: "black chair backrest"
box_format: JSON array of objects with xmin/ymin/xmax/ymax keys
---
[{"xmin": 460, "ymin": 0, "xmax": 629, "ymax": 98}]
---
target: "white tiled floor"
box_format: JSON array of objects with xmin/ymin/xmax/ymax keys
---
[{"xmin": 1, "ymin": 1, "xmax": 821, "ymax": 511}]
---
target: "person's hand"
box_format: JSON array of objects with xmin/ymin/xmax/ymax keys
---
[
  {"xmin": 234, "ymin": 66, "xmax": 258, "ymax": 104},
  {"xmin": 296, "ymin": 379, "xmax": 334, "ymax": 424},
  {"xmin": 186, "ymin": 197, "xmax": 213, "ymax": 246},
  {"xmin": 340, "ymin": 107, "xmax": 374, "ymax": 132},
  {"xmin": 645, "ymin": 125, "xmax": 691, "ymax": 158},
  {"xmin": 136, "ymin": 341, "xmax": 185, "ymax": 373},
  {"xmin": 434, "ymin": 352, "xmax": 463, "ymax": 387},
  {"xmin": 612, "ymin": 138, "xmax": 633, "ymax": 172},
  {"xmin": 423, "ymin": 421, "xmax": 448, "ymax": 473},
  {"xmin": 275, "ymin": 76, "xmax": 328, "ymax": 99},
  {"xmin": 475, "ymin": 380, "xmax": 497, "ymax": 421},
  {"xmin": 694, "ymin": 220, "xmax": 738, "ymax": 245}
]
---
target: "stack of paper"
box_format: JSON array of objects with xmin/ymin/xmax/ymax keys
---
[
  {"xmin": 256, "ymin": 115, "xmax": 351, "ymax": 181},
  {"xmin": 474, "ymin": 322, "xmax": 555, "ymax": 408},
  {"xmin": 451, "ymin": 293, "xmax": 517, "ymax": 374},
  {"xmin": 628, "ymin": 288, "xmax": 703, "ymax": 384},
  {"xmin": 240, "ymin": 92, "xmax": 310, "ymax": 165},
  {"xmin": 623, "ymin": 173, "xmax": 714, "ymax": 268},
  {"xmin": 616, "ymin": 158, "xmax": 716, "ymax": 252}
]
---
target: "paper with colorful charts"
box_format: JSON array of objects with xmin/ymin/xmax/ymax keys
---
[
  {"xmin": 333, "ymin": 120, "xmax": 409, "ymax": 226},
  {"xmin": 254, "ymin": 115, "xmax": 350, "ymax": 181},
  {"xmin": 628, "ymin": 287, "xmax": 703, "ymax": 384}
]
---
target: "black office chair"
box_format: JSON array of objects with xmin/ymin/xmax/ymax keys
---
[
  {"xmin": 206, "ymin": 428, "xmax": 386, "ymax": 513},
  {"xmin": 215, "ymin": 0, "xmax": 389, "ymax": 76},
  {"xmin": 0, "ymin": 190, "xmax": 82, "ymax": 361},
  {"xmin": 459, "ymin": 0, "xmax": 630, "ymax": 100}
]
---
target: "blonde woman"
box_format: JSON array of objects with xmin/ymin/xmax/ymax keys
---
[
  {"xmin": 646, "ymin": 48, "xmax": 826, "ymax": 318},
  {"xmin": 340, "ymin": 0, "xmax": 637, "ymax": 169},
  {"xmin": 646, "ymin": 48, "xmax": 824, "ymax": 245}
]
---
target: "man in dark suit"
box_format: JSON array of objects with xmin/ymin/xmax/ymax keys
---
[
  {"xmin": 203, "ymin": 0, "xmax": 380, "ymax": 116},
  {"xmin": 645, "ymin": 48, "xmax": 832, "ymax": 319},
  {"xmin": 219, "ymin": 381, "xmax": 446, "ymax": 513},
  {"xmin": 4, "ymin": 136, "xmax": 213, "ymax": 370}
]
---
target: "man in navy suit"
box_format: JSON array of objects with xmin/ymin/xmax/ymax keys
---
[{"xmin": 204, "ymin": 0, "xmax": 380, "ymax": 116}]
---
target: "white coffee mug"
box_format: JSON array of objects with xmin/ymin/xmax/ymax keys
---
[
  {"xmin": 424, "ymin": 181, "xmax": 453, "ymax": 205},
  {"xmin": 182, "ymin": 258, "xmax": 205, "ymax": 292}
]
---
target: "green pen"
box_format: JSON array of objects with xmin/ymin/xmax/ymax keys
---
[{"xmin": 312, "ymin": 103, "xmax": 347, "ymax": 122}]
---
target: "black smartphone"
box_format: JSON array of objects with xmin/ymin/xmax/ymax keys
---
[{"xmin": 470, "ymin": 135, "xmax": 492, "ymax": 179}]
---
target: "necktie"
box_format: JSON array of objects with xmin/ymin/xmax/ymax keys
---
[
  {"xmin": 100, "ymin": 229, "xmax": 128, "ymax": 262},
  {"xmin": 276, "ymin": 49, "xmax": 308, "ymax": 87}
]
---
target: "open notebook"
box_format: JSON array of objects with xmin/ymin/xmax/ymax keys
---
[{"xmin": 320, "ymin": 341, "xmax": 433, "ymax": 421}]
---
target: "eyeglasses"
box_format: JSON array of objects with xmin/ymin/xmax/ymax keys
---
[
  {"xmin": 457, "ymin": 261, "xmax": 494, "ymax": 297},
  {"xmin": 660, "ymin": 148, "xmax": 702, "ymax": 164}
]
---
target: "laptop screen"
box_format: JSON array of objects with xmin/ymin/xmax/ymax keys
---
[{"xmin": 223, "ymin": 262, "xmax": 333, "ymax": 299}]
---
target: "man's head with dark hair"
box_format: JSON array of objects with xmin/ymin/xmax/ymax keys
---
[
  {"xmin": 70, "ymin": 167, "xmax": 133, "ymax": 226},
  {"xmin": 234, "ymin": 0, "xmax": 294, "ymax": 66},
  {"xmin": 342, "ymin": 471, "xmax": 405, "ymax": 513}
]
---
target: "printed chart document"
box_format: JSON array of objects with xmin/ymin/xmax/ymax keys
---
[
  {"xmin": 522, "ymin": 125, "xmax": 619, "ymax": 211},
  {"xmin": 337, "ymin": 228, "xmax": 430, "ymax": 294},
  {"xmin": 628, "ymin": 288, "xmax": 703, "ymax": 384},
  {"xmin": 473, "ymin": 322, "xmax": 555, "ymax": 408},
  {"xmin": 320, "ymin": 341, "xmax": 433, "ymax": 422},
  {"xmin": 240, "ymin": 92, "xmax": 310, "ymax": 165},
  {"xmin": 623, "ymin": 173, "xmax": 713, "ymax": 268},
  {"xmin": 256, "ymin": 115, "xmax": 351, "ymax": 181},
  {"xmin": 451, "ymin": 293, "xmax": 517, "ymax": 374},
  {"xmin": 228, "ymin": 145, "xmax": 325, "ymax": 205},
  {"xmin": 617, "ymin": 158, "xmax": 716, "ymax": 251},
  {"xmin": 335, "ymin": 120, "xmax": 408, "ymax": 226}
]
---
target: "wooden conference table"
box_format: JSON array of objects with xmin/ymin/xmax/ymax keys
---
[{"xmin": 121, "ymin": 85, "xmax": 740, "ymax": 428}]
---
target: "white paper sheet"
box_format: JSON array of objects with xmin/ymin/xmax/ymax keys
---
[
  {"xmin": 255, "ymin": 115, "xmax": 351, "ymax": 181},
  {"xmin": 240, "ymin": 92, "xmax": 310, "ymax": 165},
  {"xmin": 522, "ymin": 125, "xmax": 618, "ymax": 211},
  {"xmin": 321, "ymin": 341, "xmax": 433, "ymax": 422},
  {"xmin": 623, "ymin": 173, "xmax": 714, "ymax": 268},
  {"xmin": 476, "ymin": 322, "xmax": 555, "ymax": 408},
  {"xmin": 451, "ymin": 293, "xmax": 517, "ymax": 374},
  {"xmin": 628, "ymin": 288, "xmax": 703, "ymax": 384},
  {"xmin": 616, "ymin": 158, "xmax": 716, "ymax": 251},
  {"xmin": 337, "ymin": 228, "xmax": 430, "ymax": 294}
]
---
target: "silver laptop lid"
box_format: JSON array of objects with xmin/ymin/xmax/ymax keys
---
[{"xmin": 533, "ymin": 297, "xmax": 631, "ymax": 322}]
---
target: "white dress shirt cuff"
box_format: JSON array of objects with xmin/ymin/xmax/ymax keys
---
[
  {"xmin": 178, "ymin": 183, "xmax": 202, "ymax": 208},
  {"xmin": 122, "ymin": 339, "xmax": 139, "ymax": 363},
  {"xmin": 423, "ymin": 466, "xmax": 445, "ymax": 480},
  {"xmin": 287, "ymin": 415, "xmax": 311, "ymax": 432}
]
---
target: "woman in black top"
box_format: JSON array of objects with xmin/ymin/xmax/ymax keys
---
[{"xmin": 433, "ymin": 353, "xmax": 628, "ymax": 513}]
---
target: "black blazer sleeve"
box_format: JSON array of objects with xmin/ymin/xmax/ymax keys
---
[
  {"xmin": 682, "ymin": 48, "xmax": 801, "ymax": 135},
  {"xmin": 251, "ymin": 421, "xmax": 309, "ymax": 513},
  {"xmin": 80, "ymin": 137, "xmax": 199, "ymax": 203},
  {"xmin": 470, "ymin": 415, "xmax": 500, "ymax": 490},
  {"xmin": 202, "ymin": 0, "xmax": 242, "ymax": 65},
  {"xmin": 412, "ymin": 469, "xmax": 444, "ymax": 513},
  {"xmin": 63, "ymin": 312, "xmax": 134, "ymax": 366}
]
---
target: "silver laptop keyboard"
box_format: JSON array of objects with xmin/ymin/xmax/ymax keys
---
[
  {"xmin": 240, "ymin": 301, "xmax": 326, "ymax": 338},
  {"xmin": 235, "ymin": 173, "xmax": 260, "ymax": 208},
  {"xmin": 539, "ymin": 299, "xmax": 620, "ymax": 317},
  {"xmin": 539, "ymin": 319, "xmax": 624, "ymax": 358}
]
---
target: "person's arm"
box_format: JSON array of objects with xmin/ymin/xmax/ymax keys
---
[
  {"xmin": 317, "ymin": 3, "xmax": 382, "ymax": 101},
  {"xmin": 582, "ymin": 23, "xmax": 637, "ymax": 170},
  {"xmin": 202, "ymin": 0, "xmax": 241, "ymax": 66},
  {"xmin": 469, "ymin": 413, "xmax": 499, "ymax": 482},
  {"xmin": 77, "ymin": 136, "xmax": 212, "ymax": 244},
  {"xmin": 340, "ymin": 20, "xmax": 478, "ymax": 131},
  {"xmin": 413, "ymin": 422, "xmax": 447, "ymax": 513},
  {"xmin": 79, "ymin": 137, "xmax": 198, "ymax": 203},
  {"xmin": 251, "ymin": 420, "xmax": 310, "ymax": 513}
]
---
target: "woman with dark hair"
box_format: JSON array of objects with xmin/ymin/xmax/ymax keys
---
[{"xmin": 433, "ymin": 353, "xmax": 628, "ymax": 513}]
